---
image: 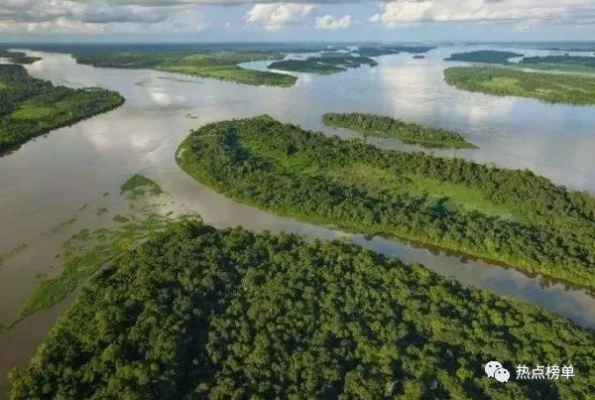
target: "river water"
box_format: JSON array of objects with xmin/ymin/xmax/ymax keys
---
[{"xmin": 1, "ymin": 45, "xmax": 595, "ymax": 395}]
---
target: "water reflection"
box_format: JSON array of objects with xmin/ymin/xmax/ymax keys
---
[{"xmin": 0, "ymin": 48, "xmax": 594, "ymax": 332}]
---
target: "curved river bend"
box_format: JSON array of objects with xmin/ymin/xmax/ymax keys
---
[{"xmin": 1, "ymin": 45, "xmax": 595, "ymax": 394}]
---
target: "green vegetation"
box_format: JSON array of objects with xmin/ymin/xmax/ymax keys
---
[
  {"xmin": 8, "ymin": 220, "xmax": 595, "ymax": 399},
  {"xmin": 96, "ymin": 207, "xmax": 108, "ymax": 216},
  {"xmin": 120, "ymin": 173, "xmax": 164, "ymax": 199},
  {"xmin": 518, "ymin": 55, "xmax": 595, "ymax": 73},
  {"xmin": 0, "ymin": 65, "xmax": 124, "ymax": 155},
  {"xmin": 322, "ymin": 112, "xmax": 477, "ymax": 149},
  {"xmin": 445, "ymin": 50, "xmax": 524, "ymax": 64},
  {"xmin": 0, "ymin": 51, "xmax": 41, "ymax": 65},
  {"xmin": 268, "ymin": 53, "xmax": 377, "ymax": 75},
  {"xmin": 445, "ymin": 50, "xmax": 595, "ymax": 74},
  {"xmin": 269, "ymin": 59, "xmax": 343, "ymax": 74},
  {"xmin": 444, "ymin": 66, "xmax": 595, "ymax": 105},
  {"xmin": 73, "ymin": 51, "xmax": 297, "ymax": 87},
  {"xmin": 19, "ymin": 211, "xmax": 179, "ymax": 319},
  {"xmin": 177, "ymin": 115, "xmax": 595, "ymax": 288}
]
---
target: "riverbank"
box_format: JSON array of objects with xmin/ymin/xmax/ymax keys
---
[
  {"xmin": 8, "ymin": 220, "xmax": 595, "ymax": 399},
  {"xmin": 322, "ymin": 112, "xmax": 477, "ymax": 149},
  {"xmin": 177, "ymin": 115, "xmax": 595, "ymax": 289},
  {"xmin": 3, "ymin": 47, "xmax": 595, "ymax": 397},
  {"xmin": 0, "ymin": 65, "xmax": 124, "ymax": 155},
  {"xmin": 444, "ymin": 66, "xmax": 595, "ymax": 105}
]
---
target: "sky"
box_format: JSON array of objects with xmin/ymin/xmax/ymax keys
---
[{"xmin": 0, "ymin": 0, "xmax": 594, "ymax": 43}]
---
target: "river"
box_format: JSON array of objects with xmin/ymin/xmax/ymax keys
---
[{"xmin": 1, "ymin": 44, "xmax": 595, "ymax": 396}]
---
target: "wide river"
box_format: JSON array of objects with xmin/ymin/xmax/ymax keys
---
[{"xmin": 1, "ymin": 45, "xmax": 595, "ymax": 395}]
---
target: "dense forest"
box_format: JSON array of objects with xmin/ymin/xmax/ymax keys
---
[
  {"xmin": 322, "ymin": 112, "xmax": 477, "ymax": 149},
  {"xmin": 177, "ymin": 116, "xmax": 595, "ymax": 289},
  {"xmin": 518, "ymin": 55, "xmax": 595, "ymax": 72},
  {"xmin": 0, "ymin": 51, "xmax": 41, "ymax": 65},
  {"xmin": 9, "ymin": 221, "xmax": 595, "ymax": 399},
  {"xmin": 268, "ymin": 59, "xmax": 345, "ymax": 74},
  {"xmin": 444, "ymin": 50, "xmax": 595, "ymax": 74},
  {"xmin": 445, "ymin": 50, "xmax": 524, "ymax": 64},
  {"xmin": 444, "ymin": 66, "xmax": 595, "ymax": 105},
  {"xmin": 268, "ymin": 53, "xmax": 377, "ymax": 75},
  {"xmin": 0, "ymin": 65, "xmax": 124, "ymax": 155},
  {"xmin": 72, "ymin": 51, "xmax": 297, "ymax": 87}
]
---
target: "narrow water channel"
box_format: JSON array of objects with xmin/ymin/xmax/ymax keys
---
[{"xmin": 1, "ymin": 46, "xmax": 595, "ymax": 395}]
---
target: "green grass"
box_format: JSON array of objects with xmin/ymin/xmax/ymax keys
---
[
  {"xmin": 120, "ymin": 173, "xmax": 164, "ymax": 199},
  {"xmin": 20, "ymin": 212, "xmax": 188, "ymax": 318},
  {"xmin": 480, "ymin": 76, "xmax": 519, "ymax": 90},
  {"xmin": 10, "ymin": 103, "xmax": 54, "ymax": 120},
  {"xmin": 323, "ymin": 164, "xmax": 515, "ymax": 219},
  {"xmin": 444, "ymin": 66, "xmax": 595, "ymax": 105}
]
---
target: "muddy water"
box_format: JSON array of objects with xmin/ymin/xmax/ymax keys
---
[{"xmin": 1, "ymin": 46, "xmax": 595, "ymax": 396}]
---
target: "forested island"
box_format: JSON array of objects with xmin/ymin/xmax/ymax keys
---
[
  {"xmin": 0, "ymin": 51, "xmax": 41, "ymax": 65},
  {"xmin": 8, "ymin": 220, "xmax": 595, "ymax": 399},
  {"xmin": 445, "ymin": 50, "xmax": 524, "ymax": 64},
  {"xmin": 0, "ymin": 65, "xmax": 124, "ymax": 155},
  {"xmin": 268, "ymin": 53, "xmax": 377, "ymax": 75},
  {"xmin": 445, "ymin": 50, "xmax": 595, "ymax": 74},
  {"xmin": 322, "ymin": 112, "xmax": 477, "ymax": 149},
  {"xmin": 518, "ymin": 55, "xmax": 595, "ymax": 73},
  {"xmin": 177, "ymin": 116, "xmax": 595, "ymax": 288},
  {"xmin": 72, "ymin": 51, "xmax": 297, "ymax": 87},
  {"xmin": 444, "ymin": 66, "xmax": 595, "ymax": 105}
]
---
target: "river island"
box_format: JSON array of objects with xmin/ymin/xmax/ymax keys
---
[{"xmin": 177, "ymin": 115, "xmax": 595, "ymax": 289}]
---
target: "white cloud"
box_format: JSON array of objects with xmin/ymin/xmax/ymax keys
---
[
  {"xmin": 315, "ymin": 14, "xmax": 351, "ymax": 30},
  {"xmin": 244, "ymin": 3, "xmax": 314, "ymax": 31},
  {"xmin": 370, "ymin": 0, "xmax": 595, "ymax": 28},
  {"xmin": 0, "ymin": 0, "xmax": 205, "ymax": 34}
]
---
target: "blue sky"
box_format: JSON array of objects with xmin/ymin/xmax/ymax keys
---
[{"xmin": 1, "ymin": 1, "xmax": 594, "ymax": 43}]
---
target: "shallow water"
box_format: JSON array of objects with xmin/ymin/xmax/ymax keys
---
[{"xmin": 1, "ymin": 45, "xmax": 595, "ymax": 395}]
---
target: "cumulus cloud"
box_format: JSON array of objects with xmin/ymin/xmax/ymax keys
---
[
  {"xmin": 68, "ymin": 0, "xmax": 346, "ymax": 4},
  {"xmin": 370, "ymin": 0, "xmax": 595, "ymax": 28},
  {"xmin": 0, "ymin": 0, "xmax": 205, "ymax": 33},
  {"xmin": 315, "ymin": 14, "xmax": 351, "ymax": 30},
  {"xmin": 1, "ymin": 0, "xmax": 593, "ymax": 35},
  {"xmin": 245, "ymin": 3, "xmax": 314, "ymax": 31}
]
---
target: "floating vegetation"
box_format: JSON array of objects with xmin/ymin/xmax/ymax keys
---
[
  {"xmin": 20, "ymin": 209, "xmax": 197, "ymax": 319},
  {"xmin": 49, "ymin": 215, "xmax": 78, "ymax": 234},
  {"xmin": 0, "ymin": 243, "xmax": 28, "ymax": 265},
  {"xmin": 120, "ymin": 173, "xmax": 164, "ymax": 199}
]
